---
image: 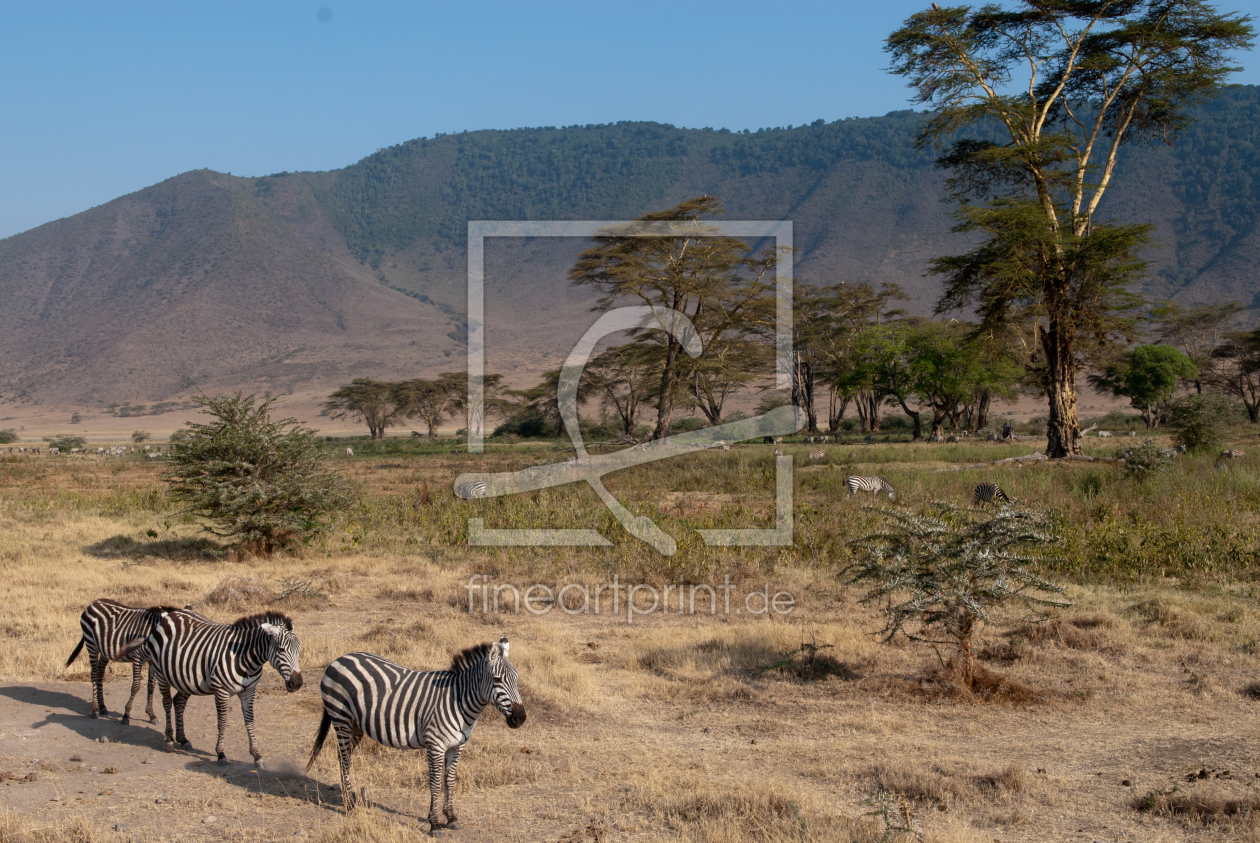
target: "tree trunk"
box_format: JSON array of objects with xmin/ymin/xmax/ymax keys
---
[
  {"xmin": 897, "ymin": 399, "xmax": 922, "ymax": 440},
  {"xmin": 828, "ymin": 390, "xmax": 849, "ymax": 433},
  {"xmin": 652, "ymin": 340, "xmax": 682, "ymax": 440},
  {"xmin": 1247, "ymin": 400, "xmax": 1260, "ymax": 424},
  {"xmin": 792, "ymin": 353, "xmax": 818, "ymax": 434},
  {"xmin": 868, "ymin": 394, "xmax": 881, "ymax": 432},
  {"xmin": 956, "ymin": 613, "xmax": 976, "ymax": 689},
  {"xmin": 975, "ymin": 389, "xmax": 991, "ymax": 430},
  {"xmin": 1041, "ymin": 320, "xmax": 1082, "ymax": 457}
]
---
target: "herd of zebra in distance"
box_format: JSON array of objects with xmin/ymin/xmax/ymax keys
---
[{"xmin": 66, "ymin": 598, "xmax": 525, "ymax": 832}]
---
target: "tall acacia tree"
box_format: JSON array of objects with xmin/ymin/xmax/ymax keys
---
[
  {"xmin": 889, "ymin": 1, "xmax": 1253, "ymax": 457},
  {"xmin": 325, "ymin": 379, "xmax": 400, "ymax": 440},
  {"xmin": 570, "ymin": 196, "xmax": 778, "ymax": 440}
]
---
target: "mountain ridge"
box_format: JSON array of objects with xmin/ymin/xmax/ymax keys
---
[{"xmin": 3, "ymin": 86, "xmax": 1259, "ymax": 410}]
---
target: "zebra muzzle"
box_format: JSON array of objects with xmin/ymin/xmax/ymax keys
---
[
  {"xmin": 285, "ymin": 672, "xmax": 303, "ymax": 692},
  {"xmin": 506, "ymin": 703, "xmax": 526, "ymax": 729}
]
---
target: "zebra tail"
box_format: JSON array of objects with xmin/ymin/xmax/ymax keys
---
[
  {"xmin": 65, "ymin": 636, "xmax": 86, "ymax": 667},
  {"xmin": 307, "ymin": 711, "xmax": 332, "ymax": 772},
  {"xmin": 114, "ymin": 636, "xmax": 148, "ymax": 662}
]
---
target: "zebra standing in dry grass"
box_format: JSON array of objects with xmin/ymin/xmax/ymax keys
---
[
  {"xmin": 145, "ymin": 610, "xmax": 302, "ymax": 767},
  {"xmin": 973, "ymin": 482, "xmax": 1010, "ymax": 505},
  {"xmin": 845, "ymin": 476, "xmax": 896, "ymax": 501},
  {"xmin": 454, "ymin": 478, "xmax": 488, "ymax": 499},
  {"xmin": 65, "ymin": 600, "xmax": 205, "ymax": 724},
  {"xmin": 308, "ymin": 638, "xmax": 525, "ymax": 831}
]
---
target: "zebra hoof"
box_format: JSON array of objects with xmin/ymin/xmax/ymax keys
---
[
  {"xmin": 446, "ymin": 821, "xmax": 463, "ymax": 830},
  {"xmin": 254, "ymin": 759, "xmax": 265, "ymax": 770},
  {"xmin": 180, "ymin": 741, "xmax": 193, "ymax": 750},
  {"xmin": 120, "ymin": 717, "xmax": 130, "ymax": 725},
  {"xmin": 89, "ymin": 712, "xmax": 99, "ymax": 719},
  {"xmin": 149, "ymin": 715, "xmax": 158, "ymax": 724},
  {"xmin": 217, "ymin": 755, "xmax": 228, "ymax": 767}
]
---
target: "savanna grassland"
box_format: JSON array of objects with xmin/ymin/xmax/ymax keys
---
[{"xmin": 5, "ymin": 432, "xmax": 1260, "ymax": 842}]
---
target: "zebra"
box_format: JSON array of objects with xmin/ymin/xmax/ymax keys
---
[
  {"xmin": 345, "ymin": 447, "xmax": 353, "ymax": 457},
  {"xmin": 972, "ymin": 482, "xmax": 1010, "ymax": 506},
  {"xmin": 809, "ymin": 451, "xmax": 826, "ymax": 460},
  {"xmin": 144, "ymin": 610, "xmax": 302, "ymax": 768},
  {"xmin": 845, "ymin": 476, "xmax": 896, "ymax": 501},
  {"xmin": 65, "ymin": 600, "xmax": 205, "ymax": 723},
  {"xmin": 307, "ymin": 638, "xmax": 525, "ymax": 831},
  {"xmin": 454, "ymin": 478, "xmax": 488, "ymax": 499}
]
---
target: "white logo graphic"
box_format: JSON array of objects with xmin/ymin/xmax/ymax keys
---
[{"xmin": 457, "ymin": 220, "xmax": 802, "ymax": 556}]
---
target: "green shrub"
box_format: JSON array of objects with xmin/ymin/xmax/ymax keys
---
[
  {"xmin": 1116, "ymin": 439, "xmax": 1172, "ymax": 479},
  {"xmin": 44, "ymin": 435, "xmax": 86, "ymax": 451},
  {"xmin": 1165, "ymin": 393, "xmax": 1234, "ymax": 452},
  {"xmin": 165, "ymin": 392, "xmax": 351, "ymax": 555},
  {"xmin": 0, "ymin": 429, "xmax": 17, "ymax": 445}
]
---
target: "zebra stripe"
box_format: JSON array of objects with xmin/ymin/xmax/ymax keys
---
[
  {"xmin": 454, "ymin": 479, "xmax": 488, "ymax": 499},
  {"xmin": 307, "ymin": 638, "xmax": 525, "ymax": 830},
  {"xmin": 809, "ymin": 451, "xmax": 826, "ymax": 460},
  {"xmin": 65, "ymin": 600, "xmax": 205, "ymax": 724},
  {"xmin": 845, "ymin": 475, "xmax": 896, "ymax": 501},
  {"xmin": 145, "ymin": 611, "xmax": 302, "ymax": 768},
  {"xmin": 973, "ymin": 482, "xmax": 1010, "ymax": 505}
]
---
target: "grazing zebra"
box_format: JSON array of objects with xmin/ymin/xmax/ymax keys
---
[
  {"xmin": 972, "ymin": 482, "xmax": 1010, "ymax": 506},
  {"xmin": 845, "ymin": 476, "xmax": 896, "ymax": 501},
  {"xmin": 454, "ymin": 478, "xmax": 488, "ymax": 499},
  {"xmin": 145, "ymin": 610, "xmax": 302, "ymax": 767},
  {"xmin": 345, "ymin": 447, "xmax": 353, "ymax": 457},
  {"xmin": 65, "ymin": 600, "xmax": 204, "ymax": 723},
  {"xmin": 809, "ymin": 451, "xmax": 826, "ymax": 460},
  {"xmin": 308, "ymin": 639, "xmax": 526, "ymax": 830},
  {"xmin": 1221, "ymin": 449, "xmax": 1247, "ymax": 459}
]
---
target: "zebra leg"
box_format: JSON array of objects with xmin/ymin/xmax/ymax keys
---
[
  {"xmin": 237, "ymin": 687, "xmax": 263, "ymax": 768},
  {"xmin": 173, "ymin": 691, "xmax": 192, "ymax": 748},
  {"xmin": 332, "ymin": 723, "xmax": 359, "ymax": 813},
  {"xmin": 160, "ymin": 680, "xmax": 176, "ymax": 749},
  {"xmin": 425, "ymin": 744, "xmax": 445, "ymax": 831},
  {"xmin": 442, "ymin": 746, "xmax": 463, "ymax": 829},
  {"xmin": 90, "ymin": 656, "xmax": 108, "ymax": 717},
  {"xmin": 213, "ymin": 690, "xmax": 233, "ymax": 766},
  {"xmin": 145, "ymin": 662, "xmax": 158, "ymax": 723},
  {"xmin": 122, "ymin": 654, "xmax": 144, "ymax": 725}
]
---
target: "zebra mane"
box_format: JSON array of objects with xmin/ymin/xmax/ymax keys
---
[
  {"xmin": 230, "ymin": 611, "xmax": 293, "ymax": 632},
  {"xmin": 449, "ymin": 643, "xmax": 493, "ymax": 674}
]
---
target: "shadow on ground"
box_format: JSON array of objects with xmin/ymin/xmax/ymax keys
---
[{"xmin": 83, "ymin": 534, "xmax": 223, "ymax": 562}]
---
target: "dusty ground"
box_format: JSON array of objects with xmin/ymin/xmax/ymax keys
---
[
  {"xmin": 6, "ymin": 586, "xmax": 1260, "ymax": 843},
  {"xmin": 4, "ymin": 447, "xmax": 1260, "ymax": 842}
]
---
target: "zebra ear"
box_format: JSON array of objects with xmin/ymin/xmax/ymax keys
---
[
  {"xmin": 260, "ymin": 623, "xmax": 281, "ymax": 637},
  {"xmin": 499, "ymin": 637, "xmax": 510, "ymax": 659}
]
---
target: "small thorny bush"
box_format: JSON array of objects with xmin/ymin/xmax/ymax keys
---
[
  {"xmin": 847, "ymin": 503, "xmax": 1069, "ymax": 689},
  {"xmin": 164, "ymin": 392, "xmax": 350, "ymax": 555}
]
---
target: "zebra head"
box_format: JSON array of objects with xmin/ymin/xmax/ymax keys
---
[
  {"xmin": 488, "ymin": 637, "xmax": 525, "ymax": 729},
  {"xmin": 259, "ymin": 620, "xmax": 303, "ymax": 692}
]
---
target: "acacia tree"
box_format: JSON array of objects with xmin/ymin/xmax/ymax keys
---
[
  {"xmin": 1089, "ymin": 343, "xmax": 1197, "ymax": 427},
  {"xmin": 582, "ymin": 344, "xmax": 658, "ymax": 435},
  {"xmin": 324, "ymin": 379, "xmax": 399, "ymax": 439},
  {"xmin": 570, "ymin": 196, "xmax": 778, "ymax": 440},
  {"xmin": 848, "ymin": 503, "xmax": 1067, "ymax": 690},
  {"xmin": 1210, "ymin": 329, "xmax": 1260, "ymax": 422},
  {"xmin": 1151, "ymin": 300, "xmax": 1244, "ymax": 392},
  {"xmin": 165, "ymin": 392, "xmax": 349, "ymax": 555},
  {"xmin": 890, "ymin": 1, "xmax": 1254, "ymax": 457}
]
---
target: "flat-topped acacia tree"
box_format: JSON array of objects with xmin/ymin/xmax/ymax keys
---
[{"xmin": 888, "ymin": 1, "xmax": 1254, "ymax": 457}]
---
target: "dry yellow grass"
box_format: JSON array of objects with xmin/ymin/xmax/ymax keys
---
[{"xmin": 3, "ymin": 453, "xmax": 1260, "ymax": 841}]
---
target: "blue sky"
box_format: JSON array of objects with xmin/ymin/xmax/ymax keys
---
[{"xmin": 2, "ymin": 1, "xmax": 1256, "ymax": 239}]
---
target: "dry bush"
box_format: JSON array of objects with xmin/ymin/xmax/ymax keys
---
[
  {"xmin": 915, "ymin": 659, "xmax": 1054, "ymax": 705},
  {"xmin": 1128, "ymin": 598, "xmax": 1217, "ymax": 641},
  {"xmin": 0, "ymin": 811, "xmax": 103, "ymax": 843},
  {"xmin": 205, "ymin": 575, "xmax": 274, "ymax": 608},
  {"xmin": 1021, "ymin": 613, "xmax": 1116, "ymax": 650},
  {"xmin": 374, "ymin": 586, "xmax": 435, "ymax": 603},
  {"xmin": 620, "ymin": 769, "xmax": 878, "ymax": 843},
  {"xmin": 869, "ymin": 761, "xmax": 976, "ymax": 807},
  {"xmin": 1135, "ymin": 787, "xmax": 1260, "ymax": 824}
]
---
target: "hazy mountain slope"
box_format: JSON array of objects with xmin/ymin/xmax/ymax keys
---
[
  {"xmin": 0, "ymin": 170, "xmax": 457, "ymax": 406},
  {"xmin": 2, "ymin": 87, "xmax": 1258, "ymax": 410}
]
